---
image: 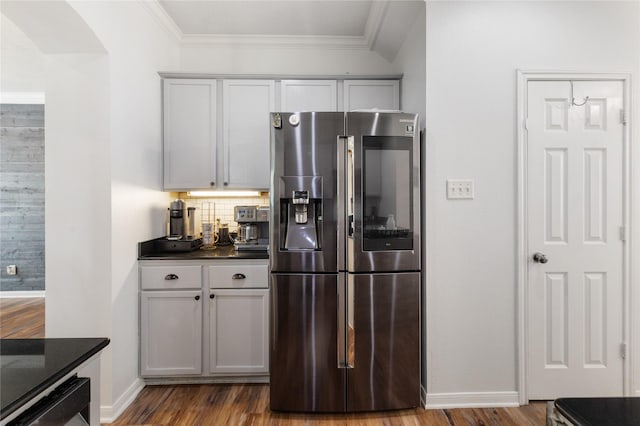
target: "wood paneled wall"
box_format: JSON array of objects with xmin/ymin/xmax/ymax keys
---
[{"xmin": 0, "ymin": 104, "xmax": 45, "ymax": 291}]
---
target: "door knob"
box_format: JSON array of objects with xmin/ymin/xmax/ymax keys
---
[{"xmin": 533, "ymin": 252, "xmax": 548, "ymax": 264}]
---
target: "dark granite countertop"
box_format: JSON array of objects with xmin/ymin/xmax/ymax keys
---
[
  {"xmin": 138, "ymin": 238, "xmax": 268, "ymax": 260},
  {"xmin": 555, "ymin": 397, "xmax": 640, "ymax": 425},
  {"xmin": 0, "ymin": 338, "xmax": 110, "ymax": 420}
]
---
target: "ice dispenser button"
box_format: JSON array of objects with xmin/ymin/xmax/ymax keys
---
[{"xmin": 292, "ymin": 190, "xmax": 309, "ymax": 204}]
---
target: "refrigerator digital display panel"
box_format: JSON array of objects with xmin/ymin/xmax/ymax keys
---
[{"xmin": 362, "ymin": 135, "xmax": 414, "ymax": 251}]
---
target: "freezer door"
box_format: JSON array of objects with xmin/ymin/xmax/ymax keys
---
[
  {"xmin": 346, "ymin": 272, "xmax": 421, "ymax": 412},
  {"xmin": 270, "ymin": 273, "xmax": 346, "ymax": 412},
  {"xmin": 346, "ymin": 112, "xmax": 421, "ymax": 272}
]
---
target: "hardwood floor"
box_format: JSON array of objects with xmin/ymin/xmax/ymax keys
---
[
  {"xmin": 0, "ymin": 298, "xmax": 547, "ymax": 425},
  {"xmin": 0, "ymin": 297, "xmax": 45, "ymax": 338},
  {"xmin": 112, "ymin": 384, "xmax": 546, "ymax": 425}
]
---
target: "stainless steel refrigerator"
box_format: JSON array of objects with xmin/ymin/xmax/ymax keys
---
[{"xmin": 269, "ymin": 112, "xmax": 421, "ymax": 413}]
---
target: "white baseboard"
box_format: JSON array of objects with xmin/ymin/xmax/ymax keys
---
[
  {"xmin": 0, "ymin": 291, "xmax": 45, "ymax": 298},
  {"xmin": 100, "ymin": 378, "xmax": 145, "ymax": 424},
  {"xmin": 425, "ymin": 391, "xmax": 520, "ymax": 409}
]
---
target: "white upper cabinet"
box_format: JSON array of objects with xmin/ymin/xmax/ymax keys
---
[
  {"xmin": 162, "ymin": 77, "xmax": 400, "ymax": 191},
  {"xmin": 343, "ymin": 80, "xmax": 400, "ymax": 111},
  {"xmin": 222, "ymin": 80, "xmax": 275, "ymax": 190},
  {"xmin": 163, "ymin": 79, "xmax": 216, "ymax": 190},
  {"xmin": 281, "ymin": 80, "xmax": 337, "ymax": 112}
]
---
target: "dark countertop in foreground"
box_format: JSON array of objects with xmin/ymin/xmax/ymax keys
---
[
  {"xmin": 0, "ymin": 338, "xmax": 110, "ymax": 420},
  {"xmin": 138, "ymin": 238, "xmax": 269, "ymax": 260},
  {"xmin": 555, "ymin": 397, "xmax": 640, "ymax": 426}
]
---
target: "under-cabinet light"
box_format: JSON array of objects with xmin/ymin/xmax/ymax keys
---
[{"xmin": 187, "ymin": 190, "xmax": 262, "ymax": 198}]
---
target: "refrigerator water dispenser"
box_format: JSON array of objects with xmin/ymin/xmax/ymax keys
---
[{"xmin": 279, "ymin": 177, "xmax": 323, "ymax": 251}]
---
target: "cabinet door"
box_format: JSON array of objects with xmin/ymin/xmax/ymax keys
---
[
  {"xmin": 163, "ymin": 79, "xmax": 217, "ymax": 190},
  {"xmin": 343, "ymin": 80, "xmax": 400, "ymax": 111},
  {"xmin": 281, "ymin": 80, "xmax": 337, "ymax": 112},
  {"xmin": 222, "ymin": 80, "xmax": 275, "ymax": 190},
  {"xmin": 141, "ymin": 290, "xmax": 202, "ymax": 376},
  {"xmin": 209, "ymin": 289, "xmax": 269, "ymax": 374}
]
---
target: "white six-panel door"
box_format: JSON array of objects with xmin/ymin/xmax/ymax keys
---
[{"xmin": 526, "ymin": 80, "xmax": 624, "ymax": 399}]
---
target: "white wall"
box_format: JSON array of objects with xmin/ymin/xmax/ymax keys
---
[
  {"xmin": 425, "ymin": 0, "xmax": 640, "ymax": 404},
  {"xmin": 0, "ymin": 15, "xmax": 45, "ymax": 92},
  {"xmin": 2, "ymin": 0, "xmax": 180, "ymax": 420},
  {"xmin": 180, "ymin": 44, "xmax": 398, "ymax": 76},
  {"xmin": 391, "ymin": 2, "xmax": 426, "ymax": 129},
  {"xmin": 44, "ymin": 45, "xmax": 112, "ymax": 377},
  {"xmin": 389, "ymin": 1, "xmax": 427, "ymax": 394},
  {"xmin": 67, "ymin": 1, "xmax": 180, "ymax": 419}
]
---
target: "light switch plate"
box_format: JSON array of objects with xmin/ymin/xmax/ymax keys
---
[{"xmin": 447, "ymin": 179, "xmax": 474, "ymax": 200}]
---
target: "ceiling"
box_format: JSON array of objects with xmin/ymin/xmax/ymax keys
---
[
  {"xmin": 159, "ymin": 1, "xmax": 372, "ymax": 37},
  {"xmin": 154, "ymin": 0, "xmax": 424, "ymax": 61}
]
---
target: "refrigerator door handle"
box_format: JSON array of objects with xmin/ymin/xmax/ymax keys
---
[
  {"xmin": 346, "ymin": 274, "xmax": 355, "ymax": 368},
  {"xmin": 337, "ymin": 274, "xmax": 355, "ymax": 369},
  {"xmin": 337, "ymin": 274, "xmax": 347, "ymax": 368},
  {"xmin": 346, "ymin": 137, "xmax": 355, "ymax": 233},
  {"xmin": 337, "ymin": 136, "xmax": 348, "ymax": 271}
]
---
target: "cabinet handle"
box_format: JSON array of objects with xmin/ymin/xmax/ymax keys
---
[
  {"xmin": 224, "ymin": 182, "xmax": 228, "ymax": 186},
  {"xmin": 165, "ymin": 274, "xmax": 179, "ymax": 280},
  {"xmin": 210, "ymin": 294, "xmax": 215, "ymax": 299},
  {"xmin": 210, "ymin": 181, "xmax": 215, "ymax": 187},
  {"xmin": 194, "ymin": 295, "xmax": 200, "ymax": 301},
  {"xmin": 232, "ymin": 273, "xmax": 246, "ymax": 280}
]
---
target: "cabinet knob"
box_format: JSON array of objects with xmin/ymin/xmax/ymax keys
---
[
  {"xmin": 224, "ymin": 182, "xmax": 228, "ymax": 186},
  {"xmin": 165, "ymin": 274, "xmax": 179, "ymax": 280},
  {"xmin": 232, "ymin": 273, "xmax": 246, "ymax": 280},
  {"xmin": 210, "ymin": 294, "xmax": 215, "ymax": 299},
  {"xmin": 210, "ymin": 181, "xmax": 215, "ymax": 187},
  {"xmin": 194, "ymin": 295, "xmax": 200, "ymax": 301}
]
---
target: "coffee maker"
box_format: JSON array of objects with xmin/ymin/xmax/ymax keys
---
[
  {"xmin": 234, "ymin": 205, "xmax": 269, "ymax": 251},
  {"xmin": 167, "ymin": 199, "xmax": 196, "ymax": 240}
]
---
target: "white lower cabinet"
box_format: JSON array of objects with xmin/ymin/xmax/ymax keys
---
[
  {"xmin": 139, "ymin": 260, "xmax": 269, "ymax": 381},
  {"xmin": 209, "ymin": 289, "xmax": 269, "ymax": 374},
  {"xmin": 140, "ymin": 290, "xmax": 203, "ymax": 376}
]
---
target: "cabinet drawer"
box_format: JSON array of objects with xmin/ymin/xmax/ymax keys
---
[
  {"xmin": 141, "ymin": 265, "xmax": 202, "ymax": 290},
  {"xmin": 208, "ymin": 264, "xmax": 268, "ymax": 289}
]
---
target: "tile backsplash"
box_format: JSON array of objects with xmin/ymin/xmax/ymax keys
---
[{"xmin": 178, "ymin": 193, "xmax": 270, "ymax": 236}]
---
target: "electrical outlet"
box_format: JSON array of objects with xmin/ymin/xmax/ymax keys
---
[
  {"xmin": 6, "ymin": 265, "xmax": 17, "ymax": 275},
  {"xmin": 447, "ymin": 179, "xmax": 474, "ymax": 200}
]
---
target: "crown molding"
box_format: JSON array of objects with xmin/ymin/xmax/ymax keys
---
[
  {"xmin": 141, "ymin": 0, "xmax": 385, "ymax": 52},
  {"xmin": 363, "ymin": 0, "xmax": 389, "ymax": 51},
  {"xmin": 140, "ymin": 0, "xmax": 183, "ymax": 42},
  {"xmin": 180, "ymin": 34, "xmax": 370, "ymax": 49}
]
